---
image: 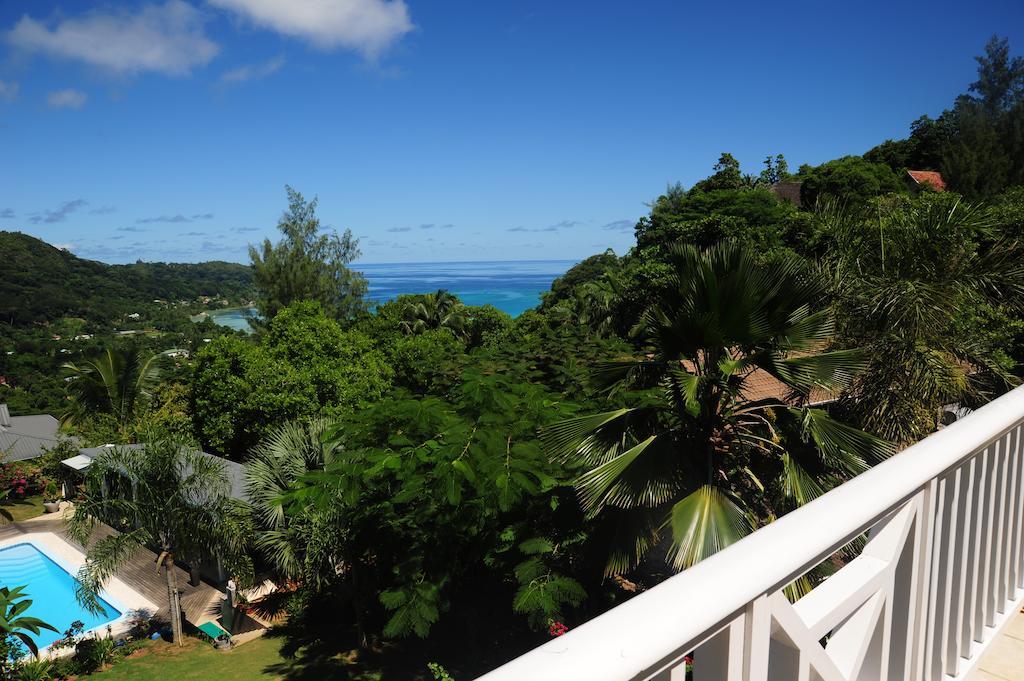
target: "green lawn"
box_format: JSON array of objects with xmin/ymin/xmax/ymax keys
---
[
  {"xmin": 92, "ymin": 634, "xmax": 387, "ymax": 681},
  {"xmin": 7, "ymin": 495, "xmax": 44, "ymax": 522},
  {"xmin": 94, "ymin": 636, "xmax": 287, "ymax": 680}
]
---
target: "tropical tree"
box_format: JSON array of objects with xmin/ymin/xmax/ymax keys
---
[
  {"xmin": 543, "ymin": 242, "xmax": 890, "ymax": 575},
  {"xmin": 68, "ymin": 439, "xmax": 239, "ymax": 645},
  {"xmin": 60, "ymin": 347, "xmax": 168, "ymax": 437},
  {"xmin": 550, "ymin": 277, "xmax": 620, "ymax": 339},
  {"xmin": 245, "ymin": 418, "xmax": 342, "ymax": 580},
  {"xmin": 250, "ymin": 185, "xmax": 367, "ymax": 322},
  {"xmin": 400, "ymin": 290, "xmax": 468, "ymax": 337},
  {"xmin": 0, "ymin": 586, "xmax": 58, "ymax": 658},
  {"xmin": 822, "ymin": 193, "xmax": 1024, "ymax": 444}
]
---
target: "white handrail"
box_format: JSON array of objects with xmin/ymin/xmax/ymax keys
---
[{"xmin": 478, "ymin": 385, "xmax": 1024, "ymax": 680}]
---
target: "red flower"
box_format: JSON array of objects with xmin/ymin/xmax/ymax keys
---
[{"xmin": 548, "ymin": 621, "xmax": 568, "ymax": 637}]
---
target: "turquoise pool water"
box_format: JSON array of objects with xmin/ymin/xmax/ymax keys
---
[{"xmin": 0, "ymin": 543, "xmax": 121, "ymax": 650}]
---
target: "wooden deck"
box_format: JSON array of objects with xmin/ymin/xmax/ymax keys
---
[{"xmin": 0, "ymin": 513, "xmax": 225, "ymax": 626}]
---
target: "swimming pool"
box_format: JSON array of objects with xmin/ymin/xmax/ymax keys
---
[{"xmin": 0, "ymin": 542, "xmax": 122, "ymax": 650}]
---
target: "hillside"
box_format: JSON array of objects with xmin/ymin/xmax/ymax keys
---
[{"xmin": 0, "ymin": 231, "xmax": 255, "ymax": 326}]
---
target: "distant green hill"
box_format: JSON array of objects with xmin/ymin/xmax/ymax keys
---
[{"xmin": 0, "ymin": 231, "xmax": 255, "ymax": 326}]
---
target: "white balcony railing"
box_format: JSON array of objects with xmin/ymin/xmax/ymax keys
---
[{"xmin": 479, "ymin": 385, "xmax": 1024, "ymax": 681}]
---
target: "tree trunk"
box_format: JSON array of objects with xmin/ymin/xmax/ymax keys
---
[{"xmin": 163, "ymin": 553, "xmax": 184, "ymax": 646}]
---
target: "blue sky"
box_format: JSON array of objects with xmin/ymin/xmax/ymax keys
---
[{"xmin": 0, "ymin": 0, "xmax": 1021, "ymax": 264}]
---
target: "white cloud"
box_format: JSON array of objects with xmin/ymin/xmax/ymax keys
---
[
  {"xmin": 47, "ymin": 89, "xmax": 88, "ymax": 109},
  {"xmin": 219, "ymin": 55, "xmax": 285, "ymax": 83},
  {"xmin": 0, "ymin": 80, "xmax": 19, "ymax": 101},
  {"xmin": 209, "ymin": 0, "xmax": 412, "ymax": 58},
  {"xmin": 6, "ymin": 1, "xmax": 219, "ymax": 76}
]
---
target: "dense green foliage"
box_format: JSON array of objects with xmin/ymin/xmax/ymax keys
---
[
  {"xmin": 191, "ymin": 301, "xmax": 392, "ymax": 456},
  {"xmin": 545, "ymin": 243, "xmax": 890, "ymax": 574},
  {"xmin": 797, "ymin": 155, "xmax": 905, "ymax": 206}
]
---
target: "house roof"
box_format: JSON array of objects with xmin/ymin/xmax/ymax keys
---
[
  {"xmin": 771, "ymin": 181, "xmax": 803, "ymax": 208},
  {"xmin": 70, "ymin": 444, "xmax": 248, "ymax": 501},
  {"xmin": 907, "ymin": 170, "xmax": 947, "ymax": 192},
  {"xmin": 678, "ymin": 361, "xmax": 836, "ymax": 407},
  {"xmin": 0, "ymin": 405, "xmax": 61, "ymax": 462}
]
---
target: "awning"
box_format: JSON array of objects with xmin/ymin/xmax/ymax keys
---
[{"xmin": 61, "ymin": 454, "xmax": 94, "ymax": 471}]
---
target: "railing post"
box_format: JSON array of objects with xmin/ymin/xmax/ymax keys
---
[
  {"xmin": 693, "ymin": 617, "xmax": 745, "ymax": 681},
  {"xmin": 910, "ymin": 479, "xmax": 938, "ymax": 681}
]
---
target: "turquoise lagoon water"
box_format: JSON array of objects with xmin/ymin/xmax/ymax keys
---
[
  {"xmin": 0, "ymin": 543, "xmax": 121, "ymax": 650},
  {"xmin": 202, "ymin": 260, "xmax": 576, "ymax": 331}
]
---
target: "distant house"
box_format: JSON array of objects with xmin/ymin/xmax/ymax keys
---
[
  {"xmin": 62, "ymin": 443, "xmax": 248, "ymax": 501},
  {"xmin": 906, "ymin": 170, "xmax": 947, "ymax": 193},
  {"xmin": 0, "ymin": 404, "xmax": 61, "ymax": 462},
  {"xmin": 771, "ymin": 181, "xmax": 803, "ymax": 208}
]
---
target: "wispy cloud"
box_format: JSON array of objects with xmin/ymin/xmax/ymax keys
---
[
  {"xmin": 117, "ymin": 226, "xmax": 147, "ymax": 232},
  {"xmin": 180, "ymin": 231, "xmax": 205, "ymax": 236},
  {"xmin": 209, "ymin": 0, "xmax": 413, "ymax": 59},
  {"xmin": 507, "ymin": 219, "xmax": 583, "ymax": 234},
  {"xmin": 0, "ymin": 80, "xmax": 18, "ymax": 101},
  {"xmin": 0, "ymin": 208, "xmax": 14, "ymax": 219},
  {"xmin": 47, "ymin": 89, "xmax": 88, "ymax": 109},
  {"xmin": 507, "ymin": 226, "xmax": 558, "ymax": 233},
  {"xmin": 137, "ymin": 214, "xmax": 192, "ymax": 223},
  {"xmin": 386, "ymin": 226, "xmax": 412, "ymax": 232},
  {"xmin": 7, "ymin": 1, "xmax": 219, "ymax": 76},
  {"xmin": 192, "ymin": 213, "xmax": 214, "ymax": 219},
  {"xmin": 231, "ymin": 226, "xmax": 259, "ymax": 232},
  {"xmin": 602, "ymin": 219, "xmax": 633, "ymax": 232},
  {"xmin": 419, "ymin": 223, "xmax": 453, "ymax": 230},
  {"xmin": 29, "ymin": 199, "xmax": 88, "ymax": 224},
  {"xmin": 219, "ymin": 55, "xmax": 285, "ymax": 83},
  {"xmin": 89, "ymin": 205, "xmax": 117, "ymax": 215}
]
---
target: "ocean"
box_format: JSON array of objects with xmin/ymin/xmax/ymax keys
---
[{"xmin": 200, "ymin": 260, "xmax": 576, "ymax": 331}]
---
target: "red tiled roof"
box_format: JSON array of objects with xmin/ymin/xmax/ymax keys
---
[{"xmin": 907, "ymin": 170, "xmax": 947, "ymax": 192}]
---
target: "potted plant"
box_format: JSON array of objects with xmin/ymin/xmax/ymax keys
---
[{"xmin": 43, "ymin": 480, "xmax": 62, "ymax": 513}]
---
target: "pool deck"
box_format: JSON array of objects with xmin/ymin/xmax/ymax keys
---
[{"xmin": 0, "ymin": 512, "xmax": 225, "ymax": 627}]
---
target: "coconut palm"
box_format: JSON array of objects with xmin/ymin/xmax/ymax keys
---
[
  {"xmin": 67, "ymin": 439, "xmax": 236, "ymax": 645},
  {"xmin": 60, "ymin": 347, "xmax": 171, "ymax": 436},
  {"xmin": 245, "ymin": 418, "xmax": 342, "ymax": 582},
  {"xmin": 400, "ymin": 289, "xmax": 468, "ymax": 337},
  {"xmin": 821, "ymin": 194, "xmax": 1024, "ymax": 444},
  {"xmin": 543, "ymin": 242, "xmax": 890, "ymax": 575},
  {"xmin": 0, "ymin": 586, "xmax": 58, "ymax": 658}
]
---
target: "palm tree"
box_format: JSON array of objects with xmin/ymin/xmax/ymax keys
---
[
  {"xmin": 552, "ymin": 277, "xmax": 621, "ymax": 338},
  {"xmin": 60, "ymin": 347, "xmax": 170, "ymax": 437},
  {"xmin": 400, "ymin": 290, "xmax": 467, "ymax": 337},
  {"xmin": 543, "ymin": 242, "xmax": 890, "ymax": 575},
  {"xmin": 821, "ymin": 194, "xmax": 1024, "ymax": 444},
  {"xmin": 0, "ymin": 586, "xmax": 58, "ymax": 658},
  {"xmin": 67, "ymin": 439, "xmax": 237, "ymax": 645},
  {"xmin": 245, "ymin": 418, "xmax": 341, "ymax": 581}
]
